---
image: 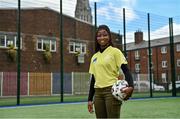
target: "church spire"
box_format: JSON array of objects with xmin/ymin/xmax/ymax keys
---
[{"xmin": 75, "ymin": 0, "xmax": 92, "ymax": 24}]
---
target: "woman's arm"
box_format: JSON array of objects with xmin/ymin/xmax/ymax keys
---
[
  {"xmin": 88, "ymin": 74, "xmax": 95, "ymax": 113},
  {"xmin": 121, "ymin": 64, "xmax": 134, "ymax": 100},
  {"xmin": 88, "ymin": 74, "xmax": 95, "ymax": 101},
  {"xmin": 121, "ymin": 64, "xmax": 134, "ymax": 87}
]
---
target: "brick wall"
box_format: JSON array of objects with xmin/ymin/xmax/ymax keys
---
[{"xmin": 0, "ymin": 8, "xmax": 122, "ymax": 73}]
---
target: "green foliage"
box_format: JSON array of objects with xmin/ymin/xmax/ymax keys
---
[
  {"xmin": 43, "ymin": 44, "xmax": 52, "ymax": 64},
  {"xmin": 7, "ymin": 44, "xmax": 17, "ymax": 62},
  {"xmin": 75, "ymin": 51, "xmax": 80, "ymax": 56}
]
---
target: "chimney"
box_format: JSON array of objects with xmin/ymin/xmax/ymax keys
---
[{"xmin": 134, "ymin": 30, "xmax": 143, "ymax": 44}]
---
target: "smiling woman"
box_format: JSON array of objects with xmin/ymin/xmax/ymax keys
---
[
  {"xmin": 96, "ymin": 29, "xmax": 110, "ymax": 48},
  {"xmin": 87, "ymin": 25, "xmax": 134, "ymax": 118}
]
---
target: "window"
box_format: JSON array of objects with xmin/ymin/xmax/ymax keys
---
[
  {"xmin": 162, "ymin": 73, "xmax": 167, "ymax": 83},
  {"xmin": 162, "ymin": 61, "xmax": 167, "ymax": 68},
  {"xmin": 0, "ymin": 34, "xmax": 22, "ymax": 48},
  {"xmin": 6, "ymin": 35, "xmax": 15, "ymax": 46},
  {"xmin": 161, "ymin": 46, "xmax": 167, "ymax": 54},
  {"xmin": 80, "ymin": 15, "xmax": 83, "ymax": 20},
  {"xmin": 0, "ymin": 35, "xmax": 5, "ymax": 47},
  {"xmin": 69, "ymin": 42, "xmax": 86, "ymax": 54},
  {"xmin": 178, "ymin": 75, "xmax": 180, "ymax": 81},
  {"xmin": 75, "ymin": 43, "xmax": 81, "ymax": 52},
  {"xmin": 51, "ymin": 40, "xmax": 56, "ymax": 51},
  {"xmin": 37, "ymin": 37, "xmax": 56, "ymax": 52},
  {"xmin": 147, "ymin": 48, "xmax": 152, "ymax": 55},
  {"xmin": 135, "ymin": 63, "xmax": 140, "ymax": 72},
  {"xmin": 135, "ymin": 50, "xmax": 140, "ymax": 60},
  {"xmin": 177, "ymin": 44, "xmax": 180, "ymax": 52},
  {"xmin": 177, "ymin": 59, "xmax": 180, "ymax": 67}
]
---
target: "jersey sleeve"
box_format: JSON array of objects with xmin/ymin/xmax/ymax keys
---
[{"xmin": 114, "ymin": 48, "xmax": 128, "ymax": 67}]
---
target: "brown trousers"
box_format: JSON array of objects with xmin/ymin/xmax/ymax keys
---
[{"xmin": 94, "ymin": 86, "xmax": 122, "ymax": 119}]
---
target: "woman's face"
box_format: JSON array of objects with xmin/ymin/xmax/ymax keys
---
[{"xmin": 97, "ymin": 29, "xmax": 110, "ymax": 47}]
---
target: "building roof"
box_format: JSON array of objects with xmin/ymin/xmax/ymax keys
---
[
  {"xmin": 126, "ymin": 35, "xmax": 180, "ymax": 51},
  {"xmin": 0, "ymin": 7, "xmax": 93, "ymax": 25},
  {"xmin": 0, "ymin": 7, "xmax": 83, "ymax": 20}
]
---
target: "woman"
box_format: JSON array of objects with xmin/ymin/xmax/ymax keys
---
[{"xmin": 87, "ymin": 25, "xmax": 134, "ymax": 118}]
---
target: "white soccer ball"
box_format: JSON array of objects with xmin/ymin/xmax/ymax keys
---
[{"xmin": 111, "ymin": 80, "xmax": 129, "ymax": 101}]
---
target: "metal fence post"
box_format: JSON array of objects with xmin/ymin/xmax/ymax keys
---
[
  {"xmin": 17, "ymin": 0, "xmax": 21, "ymax": 106},
  {"xmin": 60, "ymin": 0, "xmax": 64, "ymax": 102},
  {"xmin": 169, "ymin": 18, "xmax": 176, "ymax": 97},
  {"xmin": 123, "ymin": 8, "xmax": 127, "ymax": 58},
  {"xmin": 148, "ymin": 13, "xmax": 153, "ymax": 97}
]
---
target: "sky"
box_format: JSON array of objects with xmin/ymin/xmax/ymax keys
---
[
  {"xmin": 0, "ymin": 0, "xmax": 180, "ymax": 43},
  {"xmin": 90, "ymin": 0, "xmax": 180, "ymax": 43},
  {"xmin": 133, "ymin": 0, "xmax": 180, "ymax": 17}
]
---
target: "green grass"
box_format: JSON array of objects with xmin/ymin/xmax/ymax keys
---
[
  {"xmin": 121, "ymin": 97, "xmax": 180, "ymax": 118},
  {"xmin": 0, "ymin": 92, "xmax": 178, "ymax": 106},
  {"xmin": 0, "ymin": 95, "xmax": 88, "ymax": 106},
  {"xmin": 0, "ymin": 97, "xmax": 179, "ymax": 118}
]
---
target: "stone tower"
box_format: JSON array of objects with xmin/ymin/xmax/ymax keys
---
[{"xmin": 75, "ymin": 0, "xmax": 92, "ymax": 24}]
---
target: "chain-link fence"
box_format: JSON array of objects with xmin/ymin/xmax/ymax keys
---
[{"xmin": 0, "ymin": 1, "xmax": 179, "ymax": 106}]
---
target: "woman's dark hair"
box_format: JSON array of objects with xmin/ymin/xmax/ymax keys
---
[{"xmin": 95, "ymin": 25, "xmax": 113, "ymax": 52}]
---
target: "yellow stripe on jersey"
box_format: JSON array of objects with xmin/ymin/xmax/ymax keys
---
[{"xmin": 89, "ymin": 46, "xmax": 127, "ymax": 88}]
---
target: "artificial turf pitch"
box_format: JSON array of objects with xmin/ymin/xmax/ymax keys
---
[{"xmin": 0, "ymin": 97, "xmax": 179, "ymax": 118}]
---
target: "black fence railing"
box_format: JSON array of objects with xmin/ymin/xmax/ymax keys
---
[{"xmin": 0, "ymin": 1, "xmax": 179, "ymax": 107}]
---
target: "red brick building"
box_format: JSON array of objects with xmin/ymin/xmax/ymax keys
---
[
  {"xmin": 0, "ymin": 7, "xmax": 122, "ymax": 73},
  {"xmin": 126, "ymin": 31, "xmax": 180, "ymax": 85}
]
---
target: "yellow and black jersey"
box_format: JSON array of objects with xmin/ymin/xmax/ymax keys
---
[{"xmin": 89, "ymin": 46, "xmax": 127, "ymax": 88}]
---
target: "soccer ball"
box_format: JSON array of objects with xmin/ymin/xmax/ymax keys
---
[{"xmin": 111, "ymin": 80, "xmax": 129, "ymax": 101}]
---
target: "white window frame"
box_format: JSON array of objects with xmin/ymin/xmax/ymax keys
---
[
  {"xmin": 161, "ymin": 73, "xmax": 167, "ymax": 83},
  {"xmin": 0, "ymin": 34, "xmax": 22, "ymax": 49},
  {"xmin": 36, "ymin": 37, "xmax": 56, "ymax": 52},
  {"xmin": 176, "ymin": 44, "xmax": 180, "ymax": 52},
  {"xmin": 69, "ymin": 42, "xmax": 86, "ymax": 54},
  {"xmin": 135, "ymin": 50, "xmax": 140, "ymax": 60},
  {"xmin": 135, "ymin": 63, "xmax": 140, "ymax": 72},
  {"xmin": 162, "ymin": 61, "xmax": 167, "ymax": 68},
  {"xmin": 161, "ymin": 46, "xmax": 167, "ymax": 54},
  {"xmin": 178, "ymin": 75, "xmax": 180, "ymax": 81},
  {"xmin": 177, "ymin": 59, "xmax": 180, "ymax": 67}
]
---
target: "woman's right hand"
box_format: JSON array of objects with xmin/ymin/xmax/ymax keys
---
[{"xmin": 88, "ymin": 101, "xmax": 94, "ymax": 113}]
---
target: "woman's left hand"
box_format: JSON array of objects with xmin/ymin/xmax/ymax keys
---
[
  {"xmin": 121, "ymin": 87, "xmax": 134, "ymax": 100},
  {"xmin": 88, "ymin": 101, "xmax": 94, "ymax": 113}
]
